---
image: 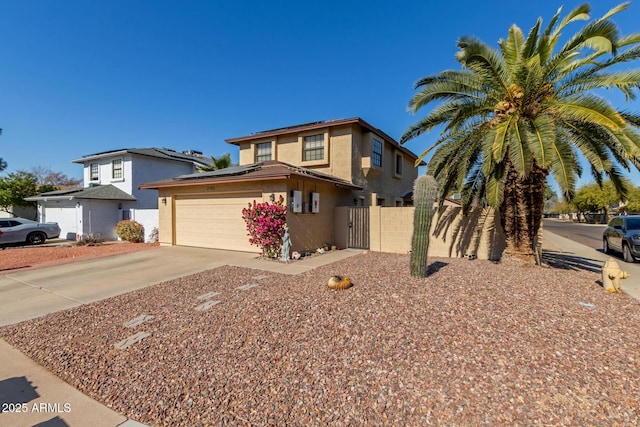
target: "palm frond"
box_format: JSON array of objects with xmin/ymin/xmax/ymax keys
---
[
  {"xmin": 456, "ymin": 36, "xmax": 510, "ymax": 93},
  {"xmin": 522, "ymin": 18, "xmax": 542, "ymax": 59},
  {"xmin": 508, "ymin": 120, "xmax": 532, "ymax": 177},
  {"xmin": 492, "ymin": 115, "xmax": 513, "ymax": 162},
  {"xmin": 551, "ymin": 95, "xmax": 626, "ymax": 130},
  {"xmin": 605, "ymin": 165, "xmax": 631, "ymax": 201},
  {"xmin": 554, "ymin": 3, "xmax": 591, "ymax": 37},
  {"xmin": 527, "ymin": 116, "xmax": 556, "ymax": 168},
  {"xmin": 486, "ymin": 174, "xmax": 505, "ymax": 208},
  {"xmin": 500, "ymin": 25, "xmax": 525, "ymax": 79},
  {"xmin": 558, "ymin": 70, "xmax": 640, "ymax": 101},
  {"xmin": 597, "ymin": 2, "xmax": 630, "ymax": 23},
  {"xmin": 461, "ymin": 160, "xmax": 486, "ymax": 214},
  {"xmin": 548, "ymin": 137, "xmax": 578, "ymax": 200},
  {"xmin": 560, "ymin": 19, "xmax": 620, "ymax": 55}
]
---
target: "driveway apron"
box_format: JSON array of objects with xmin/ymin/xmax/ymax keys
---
[{"xmin": 0, "ymin": 246, "xmax": 259, "ymax": 327}]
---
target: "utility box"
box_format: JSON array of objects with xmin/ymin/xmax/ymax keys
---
[
  {"xmin": 291, "ymin": 190, "xmax": 302, "ymax": 213},
  {"xmin": 310, "ymin": 192, "xmax": 320, "ymax": 213}
]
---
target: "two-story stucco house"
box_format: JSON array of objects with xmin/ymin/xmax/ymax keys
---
[
  {"xmin": 26, "ymin": 148, "xmax": 210, "ymax": 241},
  {"xmin": 140, "ymin": 118, "xmax": 423, "ymax": 253}
]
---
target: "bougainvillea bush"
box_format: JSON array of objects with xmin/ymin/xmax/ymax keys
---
[
  {"xmin": 242, "ymin": 196, "xmax": 287, "ymax": 258},
  {"xmin": 115, "ymin": 220, "xmax": 145, "ymax": 243}
]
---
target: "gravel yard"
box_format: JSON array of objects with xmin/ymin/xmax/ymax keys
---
[
  {"xmin": 1, "ymin": 252, "xmax": 639, "ymax": 426},
  {"xmin": 0, "ymin": 242, "xmax": 157, "ymax": 274}
]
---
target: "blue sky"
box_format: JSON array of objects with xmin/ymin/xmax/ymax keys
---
[{"xmin": 1, "ymin": 0, "xmax": 639, "ymax": 189}]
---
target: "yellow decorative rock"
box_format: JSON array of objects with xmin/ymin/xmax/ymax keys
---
[
  {"xmin": 601, "ymin": 257, "xmax": 629, "ymax": 293},
  {"xmin": 328, "ymin": 275, "xmax": 353, "ymax": 290}
]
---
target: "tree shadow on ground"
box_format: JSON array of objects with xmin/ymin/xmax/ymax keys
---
[
  {"xmin": 427, "ymin": 261, "xmax": 449, "ymax": 276},
  {"xmin": 0, "ymin": 376, "xmax": 39, "ymax": 406},
  {"xmin": 33, "ymin": 416, "xmax": 70, "ymax": 427},
  {"xmin": 542, "ymin": 250, "xmax": 604, "ymax": 273}
]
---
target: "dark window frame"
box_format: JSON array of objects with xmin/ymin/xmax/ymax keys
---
[
  {"xmin": 372, "ymin": 139, "xmax": 383, "ymax": 168},
  {"xmin": 303, "ymin": 134, "xmax": 324, "ymax": 161},
  {"xmin": 90, "ymin": 163, "xmax": 99, "ymax": 181},
  {"xmin": 255, "ymin": 142, "xmax": 272, "ymax": 162}
]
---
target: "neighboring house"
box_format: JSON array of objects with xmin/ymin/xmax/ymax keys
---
[
  {"xmin": 0, "ymin": 205, "xmax": 37, "ymax": 220},
  {"xmin": 140, "ymin": 118, "xmax": 423, "ymax": 253},
  {"xmin": 26, "ymin": 148, "xmax": 210, "ymax": 241}
]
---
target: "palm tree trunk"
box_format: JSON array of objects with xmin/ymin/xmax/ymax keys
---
[{"xmin": 500, "ymin": 161, "xmax": 547, "ymax": 264}]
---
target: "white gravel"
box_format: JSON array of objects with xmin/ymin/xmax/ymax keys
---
[{"xmin": 2, "ymin": 252, "xmax": 640, "ymax": 426}]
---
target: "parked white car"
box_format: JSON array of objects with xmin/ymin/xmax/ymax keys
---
[{"xmin": 0, "ymin": 217, "xmax": 61, "ymax": 245}]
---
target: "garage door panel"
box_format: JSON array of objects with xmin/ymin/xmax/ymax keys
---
[
  {"xmin": 43, "ymin": 205, "xmax": 77, "ymax": 240},
  {"xmin": 174, "ymin": 193, "xmax": 260, "ymax": 252}
]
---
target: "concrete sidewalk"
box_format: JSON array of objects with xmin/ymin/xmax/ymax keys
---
[
  {"xmin": 0, "ymin": 246, "xmax": 364, "ymax": 427},
  {"xmin": 542, "ymin": 229, "xmax": 640, "ymax": 301}
]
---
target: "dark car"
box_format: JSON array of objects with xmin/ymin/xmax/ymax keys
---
[
  {"xmin": 0, "ymin": 217, "xmax": 61, "ymax": 245},
  {"xmin": 603, "ymin": 215, "xmax": 640, "ymax": 263}
]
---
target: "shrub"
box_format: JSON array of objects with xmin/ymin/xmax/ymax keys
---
[
  {"xmin": 115, "ymin": 220, "xmax": 145, "ymax": 243},
  {"xmin": 242, "ymin": 196, "xmax": 287, "ymax": 258},
  {"xmin": 76, "ymin": 233, "xmax": 106, "ymax": 246}
]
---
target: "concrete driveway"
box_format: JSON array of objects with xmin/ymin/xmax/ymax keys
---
[
  {"xmin": 0, "ymin": 246, "xmax": 260, "ymax": 327},
  {"xmin": 0, "ymin": 245, "xmax": 363, "ymax": 327}
]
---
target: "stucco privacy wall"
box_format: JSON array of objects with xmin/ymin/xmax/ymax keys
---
[{"xmin": 358, "ymin": 206, "xmax": 507, "ymax": 260}]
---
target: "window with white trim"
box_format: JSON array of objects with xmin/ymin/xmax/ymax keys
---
[
  {"xmin": 90, "ymin": 163, "xmax": 99, "ymax": 181},
  {"xmin": 303, "ymin": 134, "xmax": 324, "ymax": 161},
  {"xmin": 112, "ymin": 159, "xmax": 123, "ymax": 180},
  {"xmin": 372, "ymin": 139, "xmax": 383, "ymax": 167},
  {"xmin": 256, "ymin": 142, "xmax": 272, "ymax": 162}
]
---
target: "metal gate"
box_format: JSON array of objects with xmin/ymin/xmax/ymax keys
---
[{"xmin": 347, "ymin": 207, "xmax": 369, "ymax": 249}]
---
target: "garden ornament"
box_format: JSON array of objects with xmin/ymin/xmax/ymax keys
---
[
  {"xmin": 281, "ymin": 224, "xmax": 291, "ymax": 262},
  {"xmin": 328, "ymin": 275, "xmax": 353, "ymax": 290},
  {"xmin": 601, "ymin": 257, "xmax": 629, "ymax": 293}
]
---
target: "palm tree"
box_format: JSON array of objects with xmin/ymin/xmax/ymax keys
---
[
  {"xmin": 199, "ymin": 153, "xmax": 233, "ymax": 172},
  {"xmin": 401, "ymin": 3, "xmax": 640, "ymax": 264}
]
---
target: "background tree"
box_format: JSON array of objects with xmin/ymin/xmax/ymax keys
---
[
  {"xmin": 29, "ymin": 166, "xmax": 81, "ymax": 187},
  {"xmin": 0, "ymin": 171, "xmax": 56, "ymax": 216},
  {"xmin": 549, "ymin": 200, "xmax": 574, "ymax": 216},
  {"xmin": 544, "ymin": 185, "xmax": 559, "ymax": 214},
  {"xmin": 401, "ymin": 3, "xmax": 640, "ymax": 264},
  {"xmin": 0, "ymin": 158, "xmax": 6, "ymax": 172},
  {"xmin": 199, "ymin": 153, "xmax": 233, "ymax": 172},
  {"xmin": 571, "ymin": 181, "xmax": 623, "ymax": 223},
  {"xmin": 620, "ymin": 185, "xmax": 640, "ymax": 214}
]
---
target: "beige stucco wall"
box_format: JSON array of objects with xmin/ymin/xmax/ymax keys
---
[
  {"xmin": 368, "ymin": 206, "xmax": 506, "ymax": 260},
  {"xmin": 286, "ymin": 180, "xmax": 351, "ymax": 253},
  {"xmin": 235, "ymin": 123, "xmax": 419, "ymax": 207}
]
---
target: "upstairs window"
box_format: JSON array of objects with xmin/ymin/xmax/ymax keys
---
[
  {"xmin": 256, "ymin": 142, "xmax": 272, "ymax": 162},
  {"xmin": 112, "ymin": 159, "xmax": 123, "ymax": 180},
  {"xmin": 372, "ymin": 139, "xmax": 382, "ymax": 167},
  {"xmin": 90, "ymin": 163, "xmax": 99, "ymax": 181},
  {"xmin": 303, "ymin": 134, "xmax": 324, "ymax": 161}
]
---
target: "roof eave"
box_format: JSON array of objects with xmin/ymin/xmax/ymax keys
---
[
  {"xmin": 224, "ymin": 117, "xmax": 422, "ymax": 162},
  {"xmin": 140, "ymin": 172, "xmax": 362, "ymax": 191}
]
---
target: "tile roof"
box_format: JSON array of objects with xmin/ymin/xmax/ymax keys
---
[
  {"xmin": 139, "ymin": 161, "xmax": 362, "ymax": 190},
  {"xmin": 25, "ymin": 185, "xmax": 137, "ymax": 201}
]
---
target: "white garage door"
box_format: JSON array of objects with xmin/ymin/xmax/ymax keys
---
[
  {"xmin": 43, "ymin": 204, "xmax": 78, "ymax": 240},
  {"xmin": 174, "ymin": 193, "xmax": 261, "ymax": 252}
]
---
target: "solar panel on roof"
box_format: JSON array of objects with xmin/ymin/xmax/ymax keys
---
[{"xmin": 175, "ymin": 164, "xmax": 260, "ymax": 180}]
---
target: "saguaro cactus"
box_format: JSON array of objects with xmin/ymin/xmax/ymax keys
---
[{"xmin": 410, "ymin": 175, "xmax": 437, "ymax": 277}]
